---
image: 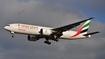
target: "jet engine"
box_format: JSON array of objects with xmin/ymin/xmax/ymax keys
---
[{"xmin": 28, "ymin": 35, "xmax": 39, "ymax": 41}]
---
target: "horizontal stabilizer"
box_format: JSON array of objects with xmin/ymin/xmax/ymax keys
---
[{"xmin": 83, "ymin": 31, "xmax": 100, "ymax": 36}]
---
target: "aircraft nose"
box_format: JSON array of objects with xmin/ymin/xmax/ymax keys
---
[{"xmin": 4, "ymin": 26, "xmax": 9, "ymax": 29}]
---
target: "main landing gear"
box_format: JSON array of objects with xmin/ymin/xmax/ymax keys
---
[
  {"xmin": 44, "ymin": 41, "xmax": 51, "ymax": 45},
  {"xmin": 44, "ymin": 38, "xmax": 51, "ymax": 45}
]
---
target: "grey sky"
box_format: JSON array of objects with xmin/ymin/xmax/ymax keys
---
[
  {"xmin": 0, "ymin": 0, "xmax": 105, "ymax": 59},
  {"xmin": 38, "ymin": 0, "xmax": 105, "ymax": 14}
]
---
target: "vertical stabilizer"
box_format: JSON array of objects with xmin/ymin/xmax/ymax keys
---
[
  {"xmin": 71, "ymin": 20, "xmax": 91, "ymax": 38},
  {"xmin": 80, "ymin": 20, "xmax": 91, "ymax": 34}
]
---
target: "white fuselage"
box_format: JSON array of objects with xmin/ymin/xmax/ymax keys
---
[{"xmin": 4, "ymin": 23, "xmax": 90, "ymax": 40}]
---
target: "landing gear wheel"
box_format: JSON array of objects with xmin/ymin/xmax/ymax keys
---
[
  {"xmin": 12, "ymin": 35, "xmax": 14, "ymax": 38},
  {"xmin": 44, "ymin": 41, "xmax": 51, "ymax": 45},
  {"xmin": 11, "ymin": 31, "xmax": 14, "ymax": 38},
  {"xmin": 54, "ymin": 39, "xmax": 58, "ymax": 42}
]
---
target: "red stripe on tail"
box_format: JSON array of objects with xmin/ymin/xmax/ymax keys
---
[{"xmin": 71, "ymin": 26, "xmax": 84, "ymax": 38}]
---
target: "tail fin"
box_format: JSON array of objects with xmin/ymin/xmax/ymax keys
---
[
  {"xmin": 71, "ymin": 20, "xmax": 91, "ymax": 38},
  {"xmin": 80, "ymin": 20, "xmax": 91, "ymax": 34}
]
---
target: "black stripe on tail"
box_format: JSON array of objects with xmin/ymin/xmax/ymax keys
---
[{"xmin": 81, "ymin": 29, "xmax": 88, "ymax": 33}]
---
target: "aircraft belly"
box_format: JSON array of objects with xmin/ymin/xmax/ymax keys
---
[
  {"xmin": 61, "ymin": 31, "xmax": 76, "ymax": 39},
  {"xmin": 60, "ymin": 31, "xmax": 86, "ymax": 40}
]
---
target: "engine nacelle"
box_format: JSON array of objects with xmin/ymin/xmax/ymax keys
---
[{"xmin": 28, "ymin": 35, "xmax": 39, "ymax": 41}]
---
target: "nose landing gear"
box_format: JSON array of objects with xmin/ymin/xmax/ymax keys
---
[{"xmin": 11, "ymin": 31, "xmax": 14, "ymax": 38}]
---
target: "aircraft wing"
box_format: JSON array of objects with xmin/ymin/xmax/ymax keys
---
[{"xmin": 52, "ymin": 17, "xmax": 94, "ymax": 32}]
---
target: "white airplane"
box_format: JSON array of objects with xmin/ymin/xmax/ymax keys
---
[{"xmin": 4, "ymin": 17, "xmax": 99, "ymax": 45}]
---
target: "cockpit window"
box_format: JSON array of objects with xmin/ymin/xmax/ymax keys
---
[{"xmin": 7, "ymin": 25, "xmax": 10, "ymax": 26}]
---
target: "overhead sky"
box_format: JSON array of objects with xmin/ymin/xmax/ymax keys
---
[{"xmin": 0, "ymin": 0, "xmax": 105, "ymax": 59}]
